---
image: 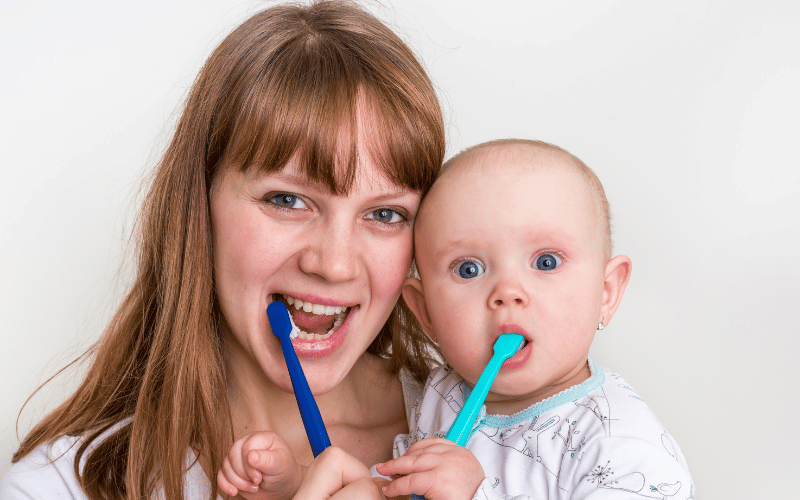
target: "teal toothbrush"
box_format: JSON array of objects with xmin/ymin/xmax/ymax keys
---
[
  {"xmin": 445, "ymin": 333, "xmax": 525, "ymax": 445},
  {"xmin": 408, "ymin": 333, "xmax": 524, "ymax": 500}
]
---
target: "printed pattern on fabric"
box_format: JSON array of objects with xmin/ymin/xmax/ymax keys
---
[{"xmin": 394, "ymin": 361, "xmax": 694, "ymax": 500}]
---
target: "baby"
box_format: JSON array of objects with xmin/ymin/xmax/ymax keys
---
[
  {"xmin": 373, "ymin": 139, "xmax": 694, "ymax": 499},
  {"xmin": 217, "ymin": 139, "xmax": 695, "ymax": 500}
]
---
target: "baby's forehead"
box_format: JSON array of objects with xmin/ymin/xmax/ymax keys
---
[{"xmin": 417, "ymin": 143, "xmax": 608, "ymax": 247}]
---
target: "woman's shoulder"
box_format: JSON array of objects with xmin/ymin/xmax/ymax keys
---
[
  {"xmin": 0, "ymin": 429, "xmax": 216, "ymax": 500},
  {"xmin": 0, "ymin": 434, "xmax": 88, "ymax": 499}
]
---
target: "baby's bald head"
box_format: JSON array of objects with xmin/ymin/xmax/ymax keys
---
[{"xmin": 418, "ymin": 139, "xmax": 612, "ymax": 260}]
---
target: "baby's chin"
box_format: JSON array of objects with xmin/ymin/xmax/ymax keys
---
[{"xmin": 483, "ymin": 387, "xmax": 545, "ymax": 414}]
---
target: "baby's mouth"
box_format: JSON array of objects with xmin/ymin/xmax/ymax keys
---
[{"xmin": 272, "ymin": 294, "xmax": 350, "ymax": 340}]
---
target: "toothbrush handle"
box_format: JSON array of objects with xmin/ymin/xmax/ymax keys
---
[
  {"xmin": 444, "ymin": 355, "xmax": 504, "ymax": 446},
  {"xmin": 277, "ymin": 337, "xmax": 332, "ymax": 456},
  {"xmin": 407, "ymin": 361, "xmax": 503, "ymax": 500}
]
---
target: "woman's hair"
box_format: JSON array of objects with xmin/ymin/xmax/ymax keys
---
[{"xmin": 12, "ymin": 2, "xmax": 444, "ymax": 499}]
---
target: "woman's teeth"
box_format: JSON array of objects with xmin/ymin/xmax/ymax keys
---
[
  {"xmin": 286, "ymin": 295, "xmax": 346, "ymax": 315},
  {"xmin": 282, "ymin": 295, "xmax": 349, "ymax": 340}
]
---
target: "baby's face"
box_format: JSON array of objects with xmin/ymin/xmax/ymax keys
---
[{"xmin": 411, "ymin": 151, "xmax": 609, "ymax": 413}]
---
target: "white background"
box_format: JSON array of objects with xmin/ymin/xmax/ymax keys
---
[{"xmin": 2, "ymin": 1, "xmax": 798, "ymax": 498}]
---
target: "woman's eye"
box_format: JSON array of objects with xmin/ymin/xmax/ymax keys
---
[
  {"xmin": 534, "ymin": 253, "xmax": 562, "ymax": 271},
  {"xmin": 268, "ymin": 193, "xmax": 307, "ymax": 210},
  {"xmin": 366, "ymin": 208, "xmax": 406, "ymax": 224},
  {"xmin": 455, "ymin": 260, "xmax": 485, "ymax": 279}
]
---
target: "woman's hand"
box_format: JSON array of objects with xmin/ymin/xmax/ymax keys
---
[
  {"xmin": 374, "ymin": 438, "xmax": 484, "ymax": 500},
  {"xmin": 294, "ymin": 446, "xmax": 387, "ymax": 500}
]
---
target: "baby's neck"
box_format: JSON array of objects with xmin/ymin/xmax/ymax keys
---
[{"xmin": 483, "ymin": 360, "xmax": 592, "ymax": 416}]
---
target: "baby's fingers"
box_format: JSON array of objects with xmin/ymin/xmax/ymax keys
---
[
  {"xmin": 376, "ymin": 452, "xmax": 440, "ymax": 478},
  {"xmin": 381, "ymin": 470, "xmax": 436, "ymax": 498},
  {"xmin": 403, "ymin": 438, "xmax": 460, "ymax": 457},
  {"xmin": 218, "ymin": 457, "xmax": 259, "ymax": 497},
  {"xmin": 245, "ymin": 449, "xmax": 272, "ymax": 483}
]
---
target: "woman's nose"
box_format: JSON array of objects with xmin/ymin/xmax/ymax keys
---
[
  {"xmin": 488, "ymin": 278, "xmax": 530, "ymax": 309},
  {"xmin": 298, "ymin": 220, "xmax": 360, "ymax": 282}
]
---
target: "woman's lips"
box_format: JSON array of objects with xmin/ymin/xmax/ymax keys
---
[{"xmin": 268, "ymin": 294, "xmax": 357, "ymax": 357}]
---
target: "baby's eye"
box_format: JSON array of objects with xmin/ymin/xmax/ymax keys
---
[
  {"xmin": 534, "ymin": 253, "xmax": 562, "ymax": 271},
  {"xmin": 455, "ymin": 260, "xmax": 485, "ymax": 279},
  {"xmin": 268, "ymin": 193, "xmax": 307, "ymax": 210},
  {"xmin": 365, "ymin": 208, "xmax": 406, "ymax": 224}
]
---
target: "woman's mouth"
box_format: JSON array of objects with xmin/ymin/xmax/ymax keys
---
[{"xmin": 273, "ymin": 294, "xmax": 351, "ymax": 340}]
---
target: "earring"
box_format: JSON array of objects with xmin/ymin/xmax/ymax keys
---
[{"xmin": 597, "ymin": 322, "xmax": 604, "ymax": 331}]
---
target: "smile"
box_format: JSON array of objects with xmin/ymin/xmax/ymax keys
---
[{"xmin": 275, "ymin": 294, "xmax": 351, "ymax": 340}]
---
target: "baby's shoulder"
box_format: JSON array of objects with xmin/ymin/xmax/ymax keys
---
[
  {"xmin": 574, "ymin": 366, "xmax": 690, "ymax": 465},
  {"xmin": 586, "ymin": 367, "xmax": 667, "ymax": 433}
]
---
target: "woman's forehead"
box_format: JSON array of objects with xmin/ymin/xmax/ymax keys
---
[{"xmin": 241, "ymin": 153, "xmax": 418, "ymax": 197}]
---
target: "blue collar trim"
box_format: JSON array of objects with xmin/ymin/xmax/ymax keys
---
[{"xmin": 465, "ymin": 358, "xmax": 605, "ymax": 432}]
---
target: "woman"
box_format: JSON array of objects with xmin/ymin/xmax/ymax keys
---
[{"xmin": 2, "ymin": 1, "xmax": 444, "ymax": 498}]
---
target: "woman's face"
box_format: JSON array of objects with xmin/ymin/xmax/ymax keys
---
[{"xmin": 211, "ymin": 147, "xmax": 421, "ymax": 395}]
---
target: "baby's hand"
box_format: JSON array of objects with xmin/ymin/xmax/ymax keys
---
[
  {"xmin": 375, "ymin": 438, "xmax": 484, "ymax": 500},
  {"xmin": 217, "ymin": 431, "xmax": 303, "ymax": 500}
]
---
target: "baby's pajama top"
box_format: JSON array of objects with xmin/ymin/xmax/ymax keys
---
[{"xmin": 393, "ymin": 360, "xmax": 694, "ymax": 500}]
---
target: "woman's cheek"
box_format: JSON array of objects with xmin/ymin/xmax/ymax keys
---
[{"xmin": 373, "ymin": 236, "xmax": 414, "ymax": 300}]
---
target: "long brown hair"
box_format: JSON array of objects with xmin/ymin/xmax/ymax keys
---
[{"xmin": 12, "ymin": 2, "xmax": 444, "ymax": 499}]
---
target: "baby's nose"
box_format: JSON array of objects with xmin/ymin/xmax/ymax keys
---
[{"xmin": 488, "ymin": 280, "xmax": 529, "ymax": 308}]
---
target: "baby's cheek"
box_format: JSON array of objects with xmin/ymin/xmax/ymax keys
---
[{"xmin": 443, "ymin": 343, "xmax": 485, "ymax": 385}]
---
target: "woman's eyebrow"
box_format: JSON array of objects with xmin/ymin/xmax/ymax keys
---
[
  {"xmin": 363, "ymin": 189, "xmax": 418, "ymax": 203},
  {"xmin": 248, "ymin": 170, "xmax": 417, "ymax": 203},
  {"xmin": 247, "ymin": 169, "xmax": 328, "ymax": 191}
]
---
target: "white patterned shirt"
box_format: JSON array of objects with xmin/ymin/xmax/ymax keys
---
[{"xmin": 393, "ymin": 360, "xmax": 694, "ymax": 500}]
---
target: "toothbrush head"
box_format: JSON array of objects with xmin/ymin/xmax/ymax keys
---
[
  {"xmin": 493, "ymin": 333, "xmax": 524, "ymax": 361},
  {"xmin": 267, "ymin": 302, "xmax": 292, "ymax": 339},
  {"xmin": 267, "ymin": 301, "xmax": 300, "ymax": 339}
]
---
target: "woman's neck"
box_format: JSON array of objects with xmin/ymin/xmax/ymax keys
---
[{"xmin": 225, "ymin": 345, "xmax": 405, "ymax": 466}]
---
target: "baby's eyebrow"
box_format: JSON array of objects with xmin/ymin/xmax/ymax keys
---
[
  {"xmin": 429, "ymin": 239, "xmax": 476, "ymax": 261},
  {"xmin": 522, "ymin": 227, "xmax": 582, "ymax": 247}
]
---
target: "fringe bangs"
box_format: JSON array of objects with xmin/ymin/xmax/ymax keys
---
[{"xmin": 210, "ymin": 5, "xmax": 442, "ymax": 197}]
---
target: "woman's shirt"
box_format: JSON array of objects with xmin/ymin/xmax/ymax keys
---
[{"xmin": 0, "ymin": 370, "xmax": 423, "ymax": 499}]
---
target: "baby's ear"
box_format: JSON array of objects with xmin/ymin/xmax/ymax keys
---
[
  {"xmin": 599, "ymin": 255, "xmax": 632, "ymax": 327},
  {"xmin": 402, "ymin": 277, "xmax": 436, "ymax": 342}
]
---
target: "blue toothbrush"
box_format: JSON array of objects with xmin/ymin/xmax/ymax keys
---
[
  {"xmin": 409, "ymin": 333, "xmax": 524, "ymax": 500},
  {"xmin": 267, "ymin": 301, "xmax": 331, "ymax": 457}
]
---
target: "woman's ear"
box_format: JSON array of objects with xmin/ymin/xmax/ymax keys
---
[
  {"xmin": 402, "ymin": 277, "xmax": 436, "ymax": 342},
  {"xmin": 599, "ymin": 255, "xmax": 632, "ymax": 327}
]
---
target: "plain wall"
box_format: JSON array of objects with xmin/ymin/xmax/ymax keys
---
[{"xmin": 2, "ymin": 1, "xmax": 798, "ymax": 498}]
